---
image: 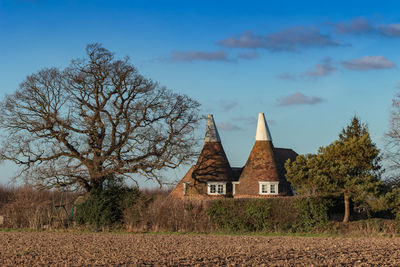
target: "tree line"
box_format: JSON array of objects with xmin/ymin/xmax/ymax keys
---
[
  {"xmin": 1, "ymin": 44, "xmax": 400, "ymax": 224},
  {"xmin": 285, "ymin": 112, "xmax": 400, "ymax": 223}
]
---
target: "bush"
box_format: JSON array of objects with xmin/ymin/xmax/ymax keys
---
[
  {"xmin": 207, "ymin": 197, "xmax": 335, "ymax": 233},
  {"xmin": 207, "ymin": 199, "xmax": 272, "ymax": 232},
  {"xmin": 294, "ymin": 196, "xmax": 332, "ymax": 231},
  {"xmin": 75, "ymin": 177, "xmax": 143, "ymax": 228},
  {"xmin": 368, "ymin": 187, "xmax": 400, "ymax": 220},
  {"xmin": 0, "ymin": 185, "xmax": 75, "ymax": 229},
  {"xmin": 125, "ymin": 196, "xmax": 212, "ymax": 232}
]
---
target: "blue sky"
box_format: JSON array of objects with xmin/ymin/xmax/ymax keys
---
[{"xmin": 1, "ymin": 0, "xmax": 400, "ymax": 187}]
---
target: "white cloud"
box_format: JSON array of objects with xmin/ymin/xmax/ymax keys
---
[
  {"xmin": 170, "ymin": 50, "xmax": 230, "ymax": 62},
  {"xmin": 342, "ymin": 56, "xmax": 396, "ymax": 70},
  {"xmin": 378, "ymin": 24, "xmax": 400, "ymax": 37},
  {"xmin": 216, "ymin": 122, "xmax": 243, "ymax": 131},
  {"xmin": 218, "ymin": 26, "xmax": 340, "ymax": 52},
  {"xmin": 219, "ymin": 100, "xmax": 238, "ymax": 112},
  {"xmin": 277, "ymin": 92, "xmax": 324, "ymax": 106},
  {"xmin": 335, "ymin": 17, "xmax": 375, "ymax": 35},
  {"xmin": 304, "ymin": 57, "xmax": 336, "ymax": 77},
  {"xmin": 335, "ymin": 17, "xmax": 400, "ymax": 38},
  {"xmin": 237, "ymin": 51, "xmax": 260, "ymax": 60}
]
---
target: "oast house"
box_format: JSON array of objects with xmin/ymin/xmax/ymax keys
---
[{"xmin": 170, "ymin": 113, "xmax": 297, "ymax": 199}]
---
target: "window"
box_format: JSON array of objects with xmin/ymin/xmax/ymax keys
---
[
  {"xmin": 259, "ymin": 181, "xmax": 279, "ymax": 195},
  {"xmin": 270, "ymin": 184, "xmax": 275, "ymax": 194},
  {"xmin": 261, "ymin": 184, "xmax": 268, "ymax": 193},
  {"xmin": 232, "ymin": 182, "xmax": 240, "ymax": 195},
  {"xmin": 210, "ymin": 184, "xmax": 216, "ymax": 194},
  {"xmin": 207, "ymin": 182, "xmax": 226, "ymax": 195},
  {"xmin": 217, "ymin": 184, "xmax": 224, "ymax": 194}
]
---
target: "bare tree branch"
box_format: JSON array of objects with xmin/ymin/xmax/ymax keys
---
[{"xmin": 0, "ymin": 43, "xmax": 201, "ymax": 192}]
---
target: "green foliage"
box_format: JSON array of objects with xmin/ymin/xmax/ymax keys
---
[
  {"xmin": 285, "ymin": 154, "xmax": 332, "ymax": 195},
  {"xmin": 294, "ymin": 197, "xmax": 332, "ymax": 231},
  {"xmin": 285, "ymin": 116, "xmax": 383, "ymax": 221},
  {"xmin": 207, "ymin": 199, "xmax": 271, "ymax": 232},
  {"xmin": 75, "ymin": 176, "xmax": 143, "ymax": 228},
  {"xmin": 371, "ymin": 186, "xmax": 400, "ymax": 219},
  {"xmin": 207, "ymin": 197, "xmax": 335, "ymax": 233},
  {"xmin": 244, "ymin": 200, "xmax": 271, "ymax": 231}
]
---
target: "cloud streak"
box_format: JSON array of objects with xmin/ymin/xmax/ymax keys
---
[
  {"xmin": 278, "ymin": 58, "xmax": 336, "ymax": 81},
  {"xmin": 170, "ymin": 50, "xmax": 230, "ymax": 62},
  {"xmin": 334, "ymin": 17, "xmax": 400, "ymax": 38},
  {"xmin": 217, "ymin": 122, "xmax": 243, "ymax": 131},
  {"xmin": 277, "ymin": 92, "xmax": 324, "ymax": 106},
  {"xmin": 379, "ymin": 24, "xmax": 400, "ymax": 37},
  {"xmin": 237, "ymin": 51, "xmax": 260, "ymax": 60},
  {"xmin": 335, "ymin": 17, "xmax": 375, "ymax": 35},
  {"xmin": 304, "ymin": 57, "xmax": 336, "ymax": 78},
  {"xmin": 218, "ymin": 26, "xmax": 340, "ymax": 52},
  {"xmin": 219, "ymin": 100, "xmax": 238, "ymax": 112},
  {"xmin": 233, "ymin": 116, "xmax": 257, "ymax": 124},
  {"xmin": 342, "ymin": 56, "xmax": 396, "ymax": 70},
  {"xmin": 277, "ymin": 72, "xmax": 297, "ymax": 81}
]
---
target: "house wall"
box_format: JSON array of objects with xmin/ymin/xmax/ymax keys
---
[{"xmin": 169, "ymin": 166, "xmax": 233, "ymax": 199}]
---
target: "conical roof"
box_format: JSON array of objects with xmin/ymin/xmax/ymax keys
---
[
  {"xmin": 205, "ymin": 114, "xmax": 221, "ymax": 142},
  {"xmin": 236, "ymin": 113, "xmax": 291, "ymax": 196},
  {"xmin": 192, "ymin": 114, "xmax": 233, "ymax": 182},
  {"xmin": 256, "ymin": 113, "xmax": 272, "ymax": 141}
]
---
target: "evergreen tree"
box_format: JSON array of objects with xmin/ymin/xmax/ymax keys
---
[
  {"xmin": 286, "ymin": 116, "xmax": 382, "ymax": 222},
  {"xmin": 285, "ymin": 153, "xmax": 332, "ymax": 195}
]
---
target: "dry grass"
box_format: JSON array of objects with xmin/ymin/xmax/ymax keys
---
[
  {"xmin": 124, "ymin": 196, "xmax": 213, "ymax": 232},
  {"xmin": 0, "ymin": 185, "xmax": 77, "ymax": 229}
]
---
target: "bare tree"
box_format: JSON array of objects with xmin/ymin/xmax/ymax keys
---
[
  {"xmin": 0, "ymin": 44, "xmax": 201, "ymax": 192},
  {"xmin": 385, "ymin": 91, "xmax": 400, "ymax": 179}
]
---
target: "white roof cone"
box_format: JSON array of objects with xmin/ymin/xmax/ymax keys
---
[
  {"xmin": 255, "ymin": 113, "xmax": 272, "ymax": 141},
  {"xmin": 205, "ymin": 114, "xmax": 221, "ymax": 142}
]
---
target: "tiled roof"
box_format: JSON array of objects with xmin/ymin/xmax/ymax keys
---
[
  {"xmin": 191, "ymin": 141, "xmax": 233, "ymax": 182},
  {"xmin": 234, "ymin": 141, "xmax": 294, "ymax": 196}
]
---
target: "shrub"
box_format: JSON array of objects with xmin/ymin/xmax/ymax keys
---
[
  {"xmin": 0, "ymin": 185, "xmax": 75, "ymax": 229},
  {"xmin": 75, "ymin": 177, "xmax": 143, "ymax": 228},
  {"xmin": 207, "ymin": 199, "xmax": 272, "ymax": 232},
  {"xmin": 294, "ymin": 196, "xmax": 332, "ymax": 231},
  {"xmin": 123, "ymin": 195, "xmax": 213, "ymax": 232}
]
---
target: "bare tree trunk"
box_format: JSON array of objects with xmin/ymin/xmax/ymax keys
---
[{"xmin": 343, "ymin": 193, "xmax": 350, "ymax": 223}]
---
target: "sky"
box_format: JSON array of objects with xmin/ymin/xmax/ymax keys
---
[{"xmin": 1, "ymin": 0, "xmax": 400, "ymax": 187}]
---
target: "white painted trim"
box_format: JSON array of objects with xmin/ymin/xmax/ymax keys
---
[
  {"xmin": 256, "ymin": 113, "xmax": 272, "ymax": 141},
  {"xmin": 232, "ymin": 182, "xmax": 239, "ymax": 195},
  {"xmin": 258, "ymin": 181, "xmax": 279, "ymax": 195},
  {"xmin": 183, "ymin": 182, "xmax": 190, "ymax": 196},
  {"xmin": 207, "ymin": 182, "xmax": 226, "ymax": 195}
]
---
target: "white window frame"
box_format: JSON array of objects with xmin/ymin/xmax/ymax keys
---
[
  {"xmin": 232, "ymin": 182, "xmax": 240, "ymax": 195},
  {"xmin": 258, "ymin": 181, "xmax": 279, "ymax": 195},
  {"xmin": 207, "ymin": 182, "xmax": 226, "ymax": 195},
  {"xmin": 183, "ymin": 182, "xmax": 190, "ymax": 196}
]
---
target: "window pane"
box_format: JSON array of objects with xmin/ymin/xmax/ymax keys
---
[
  {"xmin": 270, "ymin": 184, "xmax": 275, "ymax": 193},
  {"xmin": 217, "ymin": 184, "xmax": 224, "ymax": 193},
  {"xmin": 261, "ymin": 184, "xmax": 268, "ymax": 193},
  {"xmin": 210, "ymin": 185, "xmax": 216, "ymax": 193}
]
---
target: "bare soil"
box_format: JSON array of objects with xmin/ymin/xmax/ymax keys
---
[{"xmin": 1, "ymin": 232, "xmax": 400, "ymax": 266}]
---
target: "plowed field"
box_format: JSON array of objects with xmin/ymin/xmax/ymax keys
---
[{"xmin": 1, "ymin": 232, "xmax": 400, "ymax": 266}]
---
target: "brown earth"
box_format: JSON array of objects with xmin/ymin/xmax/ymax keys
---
[{"xmin": 1, "ymin": 232, "xmax": 400, "ymax": 266}]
